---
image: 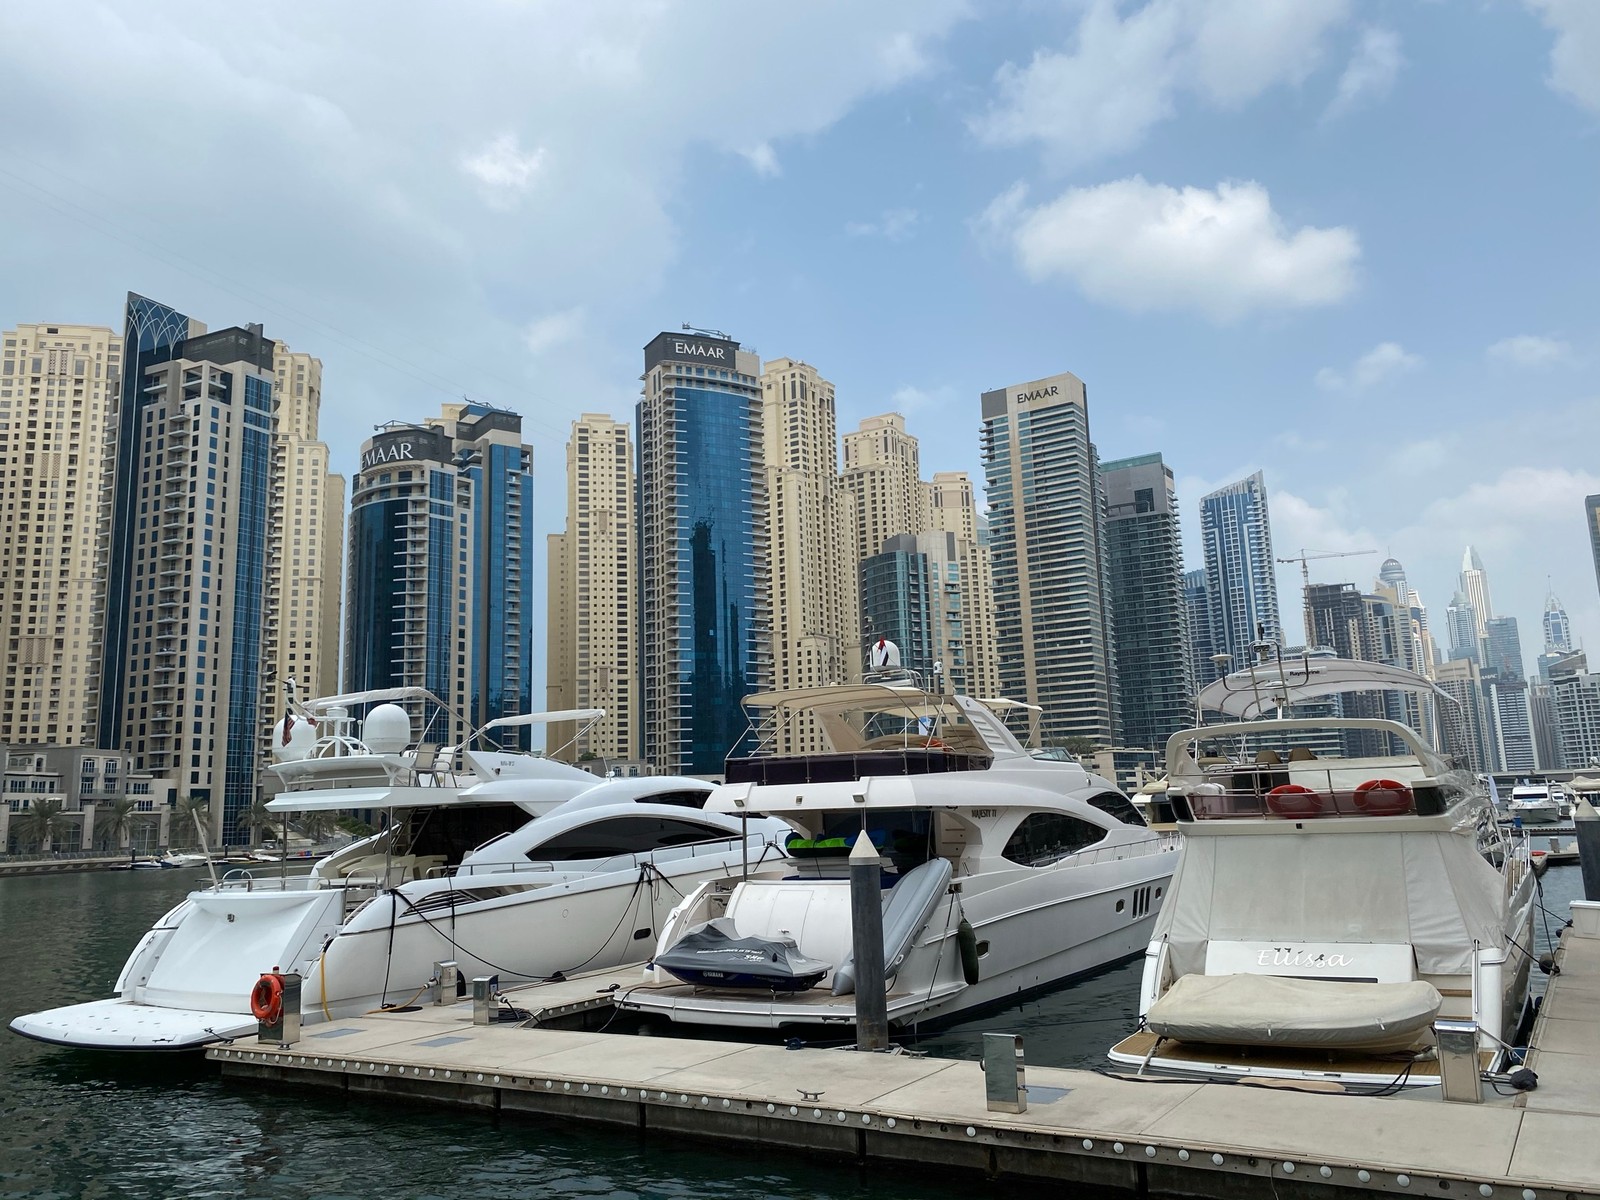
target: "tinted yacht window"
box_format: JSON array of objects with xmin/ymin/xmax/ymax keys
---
[
  {"xmin": 1002, "ymin": 812, "xmax": 1107, "ymax": 867},
  {"xmin": 1087, "ymin": 792, "xmax": 1144, "ymax": 827},
  {"xmin": 527, "ymin": 816, "xmax": 732, "ymax": 861}
]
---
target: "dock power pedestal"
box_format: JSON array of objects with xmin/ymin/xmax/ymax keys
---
[{"xmin": 254, "ymin": 971, "xmax": 302, "ymax": 1048}]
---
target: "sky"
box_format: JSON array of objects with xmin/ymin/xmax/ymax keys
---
[{"xmin": 2, "ymin": 0, "xmax": 1597, "ymax": 694}]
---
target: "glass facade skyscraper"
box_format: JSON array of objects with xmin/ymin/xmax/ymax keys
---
[
  {"xmin": 1101, "ymin": 454, "xmax": 1193, "ymax": 751},
  {"xmin": 345, "ymin": 404, "xmax": 533, "ymax": 747},
  {"xmin": 860, "ymin": 535, "xmax": 934, "ymax": 679},
  {"xmin": 637, "ymin": 332, "xmax": 770, "ymax": 775},
  {"xmin": 980, "ymin": 371, "xmax": 1116, "ymax": 746},
  {"xmin": 1198, "ymin": 471, "xmax": 1281, "ymax": 670}
]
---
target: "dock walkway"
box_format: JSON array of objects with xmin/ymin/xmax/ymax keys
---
[{"xmin": 212, "ymin": 924, "xmax": 1600, "ymax": 1199}]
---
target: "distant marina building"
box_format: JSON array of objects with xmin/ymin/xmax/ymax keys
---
[
  {"xmin": 980, "ymin": 371, "xmax": 1116, "ymax": 745},
  {"xmin": 637, "ymin": 331, "xmax": 769, "ymax": 775},
  {"xmin": 1551, "ymin": 662, "xmax": 1600, "ymax": 772},
  {"xmin": 1199, "ymin": 471, "xmax": 1282, "ymax": 669},
  {"xmin": 1460, "ymin": 545, "xmax": 1494, "ymax": 647},
  {"xmin": 841, "ymin": 413, "xmax": 926, "ymax": 563},
  {"xmin": 267, "ymin": 344, "xmax": 344, "ymax": 707},
  {"xmin": 547, "ymin": 414, "xmax": 637, "ymax": 764},
  {"xmin": 112, "ymin": 314, "xmax": 279, "ymax": 844},
  {"xmin": 0, "ymin": 322, "xmax": 121, "ymax": 747},
  {"xmin": 922, "ymin": 471, "xmax": 1002, "ymax": 700},
  {"xmin": 346, "ymin": 404, "xmax": 533, "ymax": 749},
  {"xmin": 1587, "ymin": 496, "xmax": 1600, "ymax": 604},
  {"xmin": 1483, "ymin": 616, "xmax": 1525, "ymax": 682},
  {"xmin": 1378, "ymin": 557, "xmax": 1436, "ymax": 680},
  {"xmin": 1489, "ymin": 677, "xmax": 1536, "ymax": 773},
  {"xmin": 1433, "ymin": 657, "xmax": 1495, "ymax": 773},
  {"xmin": 1544, "ymin": 590, "xmax": 1573, "ymax": 655},
  {"xmin": 1183, "ymin": 569, "xmax": 1220, "ymax": 688},
  {"xmin": 860, "ymin": 535, "xmax": 934, "ymax": 679},
  {"xmin": 1445, "ymin": 591, "xmax": 1479, "ymax": 664},
  {"xmin": 1530, "ymin": 680, "xmax": 1560, "ymax": 769},
  {"xmin": 761, "ymin": 357, "xmax": 858, "ymax": 755},
  {"xmin": 1101, "ymin": 454, "xmax": 1193, "ymax": 752}
]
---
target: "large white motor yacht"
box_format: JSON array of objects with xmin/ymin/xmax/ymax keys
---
[
  {"xmin": 1107, "ymin": 657, "xmax": 1537, "ymax": 1089},
  {"xmin": 1506, "ymin": 783, "xmax": 1564, "ymax": 825},
  {"xmin": 617, "ymin": 681, "xmax": 1177, "ymax": 1031},
  {"xmin": 9, "ymin": 690, "xmax": 784, "ymax": 1050}
]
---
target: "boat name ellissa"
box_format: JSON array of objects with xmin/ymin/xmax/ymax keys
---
[{"xmin": 1258, "ymin": 947, "xmax": 1354, "ymax": 969}]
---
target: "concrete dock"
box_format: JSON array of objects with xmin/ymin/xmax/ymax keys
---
[{"xmin": 212, "ymin": 924, "xmax": 1600, "ymax": 1199}]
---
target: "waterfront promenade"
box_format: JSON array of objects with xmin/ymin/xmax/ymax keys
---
[{"xmin": 211, "ymin": 915, "xmax": 1600, "ymax": 1199}]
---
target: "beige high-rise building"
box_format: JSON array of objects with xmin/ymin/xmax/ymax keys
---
[
  {"xmin": 761, "ymin": 359, "xmax": 858, "ymax": 753},
  {"xmin": 547, "ymin": 414, "xmax": 637, "ymax": 763},
  {"xmin": 841, "ymin": 413, "xmax": 927, "ymax": 564},
  {"xmin": 921, "ymin": 470, "xmax": 1001, "ymax": 699},
  {"xmin": 268, "ymin": 345, "xmax": 344, "ymax": 713},
  {"xmin": 0, "ymin": 323, "xmax": 121, "ymax": 745}
]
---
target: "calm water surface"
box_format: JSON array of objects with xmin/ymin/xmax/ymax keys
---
[{"xmin": 0, "ymin": 863, "xmax": 1583, "ymax": 1199}]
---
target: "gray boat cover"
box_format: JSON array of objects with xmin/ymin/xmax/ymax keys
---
[
  {"xmin": 1152, "ymin": 829, "xmax": 1510, "ymax": 979},
  {"xmin": 831, "ymin": 857, "xmax": 953, "ymax": 996},
  {"xmin": 1146, "ymin": 973, "xmax": 1443, "ymax": 1051}
]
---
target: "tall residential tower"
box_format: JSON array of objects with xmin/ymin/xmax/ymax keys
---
[{"xmin": 1199, "ymin": 471, "xmax": 1281, "ymax": 671}]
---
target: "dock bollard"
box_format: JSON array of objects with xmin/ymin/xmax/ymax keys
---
[
  {"xmin": 472, "ymin": 975, "xmax": 500, "ymax": 1026},
  {"xmin": 982, "ymin": 1032, "xmax": 1027, "ymax": 1113},
  {"xmin": 849, "ymin": 830, "xmax": 889, "ymax": 1051},
  {"xmin": 431, "ymin": 960, "xmax": 459, "ymax": 1006}
]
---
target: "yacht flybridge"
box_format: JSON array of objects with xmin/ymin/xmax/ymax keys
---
[
  {"xmin": 10, "ymin": 691, "xmax": 787, "ymax": 1051},
  {"xmin": 617, "ymin": 680, "xmax": 1177, "ymax": 1031},
  {"xmin": 1107, "ymin": 656, "xmax": 1537, "ymax": 1089}
]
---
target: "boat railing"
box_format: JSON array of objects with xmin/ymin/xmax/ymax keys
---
[
  {"xmin": 1058, "ymin": 832, "xmax": 1180, "ymax": 869},
  {"xmin": 1170, "ymin": 765, "xmax": 1449, "ymax": 820}
]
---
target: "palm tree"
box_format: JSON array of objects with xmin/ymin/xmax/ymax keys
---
[
  {"xmin": 245, "ymin": 797, "xmax": 282, "ymax": 848},
  {"xmin": 96, "ymin": 798, "xmax": 137, "ymax": 853},
  {"xmin": 295, "ymin": 809, "xmax": 337, "ymax": 846},
  {"xmin": 129, "ymin": 812, "xmax": 162, "ymax": 855},
  {"xmin": 16, "ymin": 798, "xmax": 73, "ymax": 854},
  {"xmin": 170, "ymin": 795, "xmax": 211, "ymax": 850}
]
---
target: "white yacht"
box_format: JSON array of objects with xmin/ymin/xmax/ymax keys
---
[
  {"xmin": 9, "ymin": 691, "xmax": 784, "ymax": 1051},
  {"xmin": 1107, "ymin": 656, "xmax": 1537, "ymax": 1089},
  {"xmin": 617, "ymin": 682, "xmax": 1177, "ymax": 1031},
  {"xmin": 1506, "ymin": 783, "xmax": 1563, "ymax": 825}
]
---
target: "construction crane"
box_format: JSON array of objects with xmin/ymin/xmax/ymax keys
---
[{"xmin": 1276, "ymin": 548, "xmax": 1378, "ymax": 587}]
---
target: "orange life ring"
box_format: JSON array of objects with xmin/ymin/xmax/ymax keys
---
[
  {"xmin": 1354, "ymin": 778, "xmax": 1414, "ymax": 816},
  {"xmin": 1266, "ymin": 783, "xmax": 1323, "ymax": 816},
  {"xmin": 250, "ymin": 973, "xmax": 284, "ymax": 1024}
]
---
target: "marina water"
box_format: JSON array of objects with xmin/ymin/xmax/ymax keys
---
[{"xmin": 0, "ymin": 864, "xmax": 1580, "ymax": 1199}]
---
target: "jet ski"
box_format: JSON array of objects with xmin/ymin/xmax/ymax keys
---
[{"xmin": 651, "ymin": 918, "xmax": 832, "ymax": 992}]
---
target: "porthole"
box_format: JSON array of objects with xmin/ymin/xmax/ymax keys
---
[
  {"xmin": 976, "ymin": 941, "xmax": 990, "ymax": 957},
  {"xmin": 1115, "ymin": 899, "xmax": 1126, "ymax": 912},
  {"xmin": 1155, "ymin": 887, "xmax": 1163, "ymax": 899}
]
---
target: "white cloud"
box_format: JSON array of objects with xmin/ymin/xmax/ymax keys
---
[
  {"xmin": 1325, "ymin": 26, "xmax": 1404, "ymax": 119},
  {"xmin": 740, "ymin": 142, "xmax": 781, "ymax": 178},
  {"xmin": 1487, "ymin": 334, "xmax": 1574, "ymax": 368},
  {"xmin": 1314, "ymin": 341, "xmax": 1422, "ymax": 391},
  {"xmin": 984, "ymin": 176, "xmax": 1359, "ymax": 321},
  {"xmin": 1527, "ymin": 0, "xmax": 1600, "ymax": 112},
  {"xmin": 524, "ymin": 308, "xmax": 585, "ymax": 356},
  {"xmin": 887, "ymin": 383, "xmax": 955, "ymax": 412},
  {"xmin": 971, "ymin": 0, "xmax": 1349, "ymax": 168},
  {"xmin": 460, "ymin": 133, "xmax": 546, "ymax": 210},
  {"xmin": 845, "ymin": 207, "xmax": 921, "ymax": 241}
]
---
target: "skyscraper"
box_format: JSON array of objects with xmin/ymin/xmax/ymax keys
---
[
  {"xmin": 760, "ymin": 357, "xmax": 858, "ymax": 754},
  {"xmin": 638, "ymin": 331, "xmax": 769, "ymax": 775},
  {"xmin": 1460, "ymin": 545, "xmax": 1493, "ymax": 645},
  {"xmin": 268, "ymin": 344, "xmax": 344, "ymax": 704},
  {"xmin": 1433, "ymin": 657, "xmax": 1494, "ymax": 772},
  {"xmin": 1184, "ymin": 569, "xmax": 1219, "ymax": 689},
  {"xmin": 1101, "ymin": 453, "xmax": 1193, "ymax": 752},
  {"xmin": 118, "ymin": 322, "xmax": 277, "ymax": 844},
  {"xmin": 1540, "ymin": 590, "xmax": 1575, "ymax": 681},
  {"xmin": 980, "ymin": 371, "xmax": 1115, "ymax": 745},
  {"xmin": 922, "ymin": 471, "xmax": 1001, "ymax": 699},
  {"xmin": 346, "ymin": 404, "xmax": 533, "ymax": 747},
  {"xmin": 1199, "ymin": 471, "xmax": 1281, "ymax": 670},
  {"xmin": 0, "ymin": 322, "xmax": 121, "ymax": 746},
  {"xmin": 841, "ymin": 413, "xmax": 926, "ymax": 564},
  {"xmin": 860, "ymin": 534, "xmax": 934, "ymax": 678},
  {"xmin": 1303, "ymin": 582, "xmax": 1387, "ymax": 756},
  {"xmin": 1587, "ymin": 495, "xmax": 1600, "ymax": 604},
  {"xmin": 100, "ymin": 294, "xmax": 204, "ymax": 750},
  {"xmin": 1483, "ymin": 616, "xmax": 1525, "ymax": 682},
  {"xmin": 547, "ymin": 414, "xmax": 637, "ymax": 763},
  {"xmin": 1445, "ymin": 591, "xmax": 1479, "ymax": 663}
]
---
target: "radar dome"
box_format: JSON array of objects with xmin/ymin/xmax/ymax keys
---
[
  {"xmin": 362, "ymin": 703, "xmax": 413, "ymax": 754},
  {"xmin": 270, "ymin": 714, "xmax": 318, "ymax": 762}
]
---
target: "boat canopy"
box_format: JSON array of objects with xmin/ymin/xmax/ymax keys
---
[
  {"xmin": 302, "ymin": 686, "xmax": 442, "ymax": 714},
  {"xmin": 739, "ymin": 686, "xmax": 1028, "ymax": 760},
  {"xmin": 477, "ymin": 709, "xmax": 604, "ymax": 731},
  {"xmin": 1197, "ymin": 658, "xmax": 1457, "ymax": 721},
  {"xmin": 1151, "ymin": 827, "xmax": 1510, "ymax": 978}
]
